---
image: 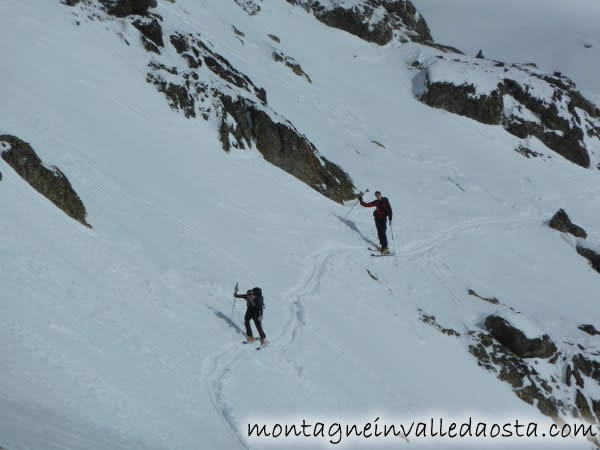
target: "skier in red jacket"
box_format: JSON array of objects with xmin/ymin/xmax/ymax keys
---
[{"xmin": 359, "ymin": 191, "xmax": 393, "ymax": 254}]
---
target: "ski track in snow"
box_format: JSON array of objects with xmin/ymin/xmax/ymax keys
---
[
  {"xmin": 201, "ymin": 214, "xmax": 534, "ymax": 448},
  {"xmin": 202, "ymin": 246, "xmax": 342, "ymax": 448}
]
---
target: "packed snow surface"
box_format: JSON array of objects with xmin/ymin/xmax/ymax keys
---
[{"xmin": 1, "ymin": 0, "xmax": 599, "ymax": 449}]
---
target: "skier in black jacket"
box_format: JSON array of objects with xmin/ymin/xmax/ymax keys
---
[
  {"xmin": 359, "ymin": 191, "xmax": 393, "ymax": 254},
  {"xmin": 234, "ymin": 287, "xmax": 266, "ymax": 344}
]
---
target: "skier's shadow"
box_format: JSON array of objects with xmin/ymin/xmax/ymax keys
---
[
  {"xmin": 335, "ymin": 215, "xmax": 378, "ymax": 249},
  {"xmin": 208, "ymin": 306, "xmax": 245, "ymax": 336}
]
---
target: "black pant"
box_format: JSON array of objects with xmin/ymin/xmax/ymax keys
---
[
  {"xmin": 375, "ymin": 218, "xmax": 388, "ymax": 249},
  {"xmin": 245, "ymin": 307, "xmax": 266, "ymax": 339}
]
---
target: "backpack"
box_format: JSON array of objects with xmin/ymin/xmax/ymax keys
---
[
  {"xmin": 374, "ymin": 197, "xmax": 391, "ymax": 219},
  {"xmin": 252, "ymin": 287, "xmax": 264, "ymax": 312},
  {"xmin": 247, "ymin": 287, "xmax": 264, "ymax": 312}
]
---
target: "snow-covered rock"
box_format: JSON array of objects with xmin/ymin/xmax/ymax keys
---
[
  {"xmin": 0, "ymin": 135, "xmax": 90, "ymax": 227},
  {"xmin": 287, "ymin": 0, "xmax": 433, "ymax": 45},
  {"xmin": 416, "ymin": 55, "xmax": 600, "ymax": 168}
]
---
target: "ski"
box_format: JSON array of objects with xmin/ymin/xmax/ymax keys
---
[
  {"xmin": 242, "ymin": 340, "xmax": 267, "ymax": 349},
  {"xmin": 368, "ymin": 247, "xmax": 394, "ymax": 256}
]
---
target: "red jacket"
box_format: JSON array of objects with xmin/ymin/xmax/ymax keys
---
[{"xmin": 360, "ymin": 197, "xmax": 392, "ymax": 220}]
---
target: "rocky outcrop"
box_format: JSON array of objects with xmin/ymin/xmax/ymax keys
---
[
  {"xmin": 570, "ymin": 354, "xmax": 600, "ymax": 387},
  {"xmin": 287, "ymin": 0, "xmax": 432, "ymax": 46},
  {"xmin": 66, "ymin": 1, "xmax": 162, "ymax": 52},
  {"xmin": 418, "ymin": 309, "xmax": 460, "ymax": 336},
  {"xmin": 467, "ymin": 289, "xmax": 499, "ymax": 305},
  {"xmin": 468, "ymin": 331, "xmax": 600, "ymax": 423},
  {"xmin": 219, "ymin": 96, "xmax": 356, "ymax": 203},
  {"xmin": 423, "ymin": 314, "xmax": 562, "ymax": 420},
  {"xmin": 501, "ymin": 78, "xmax": 591, "ymax": 168},
  {"xmin": 515, "ymin": 145, "xmax": 544, "ymax": 159},
  {"xmin": 548, "ymin": 209, "xmax": 587, "ymax": 238},
  {"xmin": 576, "ymin": 245, "xmax": 600, "ymax": 273},
  {"xmin": 233, "ymin": 0, "xmax": 261, "ymax": 16},
  {"xmin": 146, "ymin": 71, "xmax": 197, "ymax": 118},
  {"xmin": 272, "ymin": 51, "xmax": 311, "ymax": 83},
  {"xmin": 579, "ymin": 324, "xmax": 600, "ymax": 336},
  {"xmin": 132, "ymin": 17, "xmax": 164, "ymax": 53},
  {"xmin": 99, "ymin": 0, "xmax": 157, "ymax": 17},
  {"xmin": 0, "ymin": 135, "xmax": 90, "ymax": 227},
  {"xmin": 167, "ymin": 33, "xmax": 267, "ymax": 103},
  {"xmin": 484, "ymin": 315, "xmax": 556, "ymax": 358},
  {"xmin": 417, "ymin": 58, "xmax": 600, "ymax": 168},
  {"xmin": 463, "ymin": 313, "xmax": 600, "ymax": 426},
  {"xmin": 63, "ymin": 2, "xmax": 357, "ymax": 204},
  {"xmin": 546, "ymin": 210, "xmax": 600, "ymax": 275},
  {"xmin": 420, "ymin": 82, "xmax": 503, "ymax": 125},
  {"xmin": 145, "ymin": 31, "xmax": 356, "ymax": 203}
]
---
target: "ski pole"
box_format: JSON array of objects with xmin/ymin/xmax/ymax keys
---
[
  {"xmin": 231, "ymin": 282, "xmax": 239, "ymax": 321},
  {"xmin": 390, "ymin": 221, "xmax": 398, "ymax": 266},
  {"xmin": 343, "ymin": 188, "xmax": 368, "ymax": 220}
]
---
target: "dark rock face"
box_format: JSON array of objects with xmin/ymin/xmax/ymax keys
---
[
  {"xmin": 417, "ymin": 59, "xmax": 600, "ymax": 168},
  {"xmin": 272, "ymin": 51, "xmax": 312, "ymax": 83},
  {"xmin": 467, "ymin": 289, "xmax": 499, "ymax": 305},
  {"xmin": 575, "ymin": 390, "xmax": 596, "ymax": 423},
  {"xmin": 421, "ymin": 294, "xmax": 600, "ymax": 428},
  {"xmin": 548, "ymin": 209, "xmax": 587, "ymax": 238},
  {"xmin": 66, "ymin": 2, "xmax": 355, "ymax": 204},
  {"xmin": 145, "ymin": 31, "xmax": 356, "ymax": 203},
  {"xmin": 418, "ymin": 309, "xmax": 460, "ymax": 336},
  {"xmin": 515, "ymin": 145, "xmax": 544, "ymax": 159},
  {"xmin": 132, "ymin": 17, "xmax": 164, "ymax": 53},
  {"xmin": 233, "ymin": 0, "xmax": 261, "ymax": 16},
  {"xmin": 288, "ymin": 0, "xmax": 432, "ymax": 46},
  {"xmin": 572, "ymin": 353, "xmax": 600, "ymax": 385},
  {"xmin": 219, "ymin": 96, "xmax": 356, "ymax": 203},
  {"xmin": 484, "ymin": 315, "xmax": 557, "ymax": 358},
  {"xmin": 501, "ymin": 79, "xmax": 591, "ymax": 168},
  {"xmin": 469, "ymin": 329, "xmax": 600, "ymax": 424},
  {"xmin": 421, "ymin": 81, "xmax": 503, "ymax": 125},
  {"xmin": 579, "ymin": 324, "xmax": 600, "ymax": 336},
  {"xmin": 168, "ymin": 33, "xmax": 267, "ymax": 103},
  {"xmin": 547, "ymin": 210, "xmax": 600, "ymax": 275},
  {"xmin": 468, "ymin": 331, "xmax": 561, "ymax": 419},
  {"xmin": 147, "ymin": 32, "xmax": 269, "ymax": 120},
  {"xmin": 99, "ymin": 0, "xmax": 157, "ymax": 17},
  {"xmin": 0, "ymin": 135, "xmax": 90, "ymax": 227},
  {"xmin": 576, "ymin": 245, "xmax": 600, "ymax": 273},
  {"xmin": 146, "ymin": 73, "xmax": 197, "ymax": 118}
]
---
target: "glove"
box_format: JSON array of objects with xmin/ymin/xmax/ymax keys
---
[
  {"xmin": 358, "ymin": 195, "xmax": 363, "ymax": 202},
  {"xmin": 388, "ymin": 217, "xmax": 392, "ymax": 224}
]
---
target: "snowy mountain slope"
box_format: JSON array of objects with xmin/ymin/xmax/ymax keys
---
[
  {"xmin": 413, "ymin": 0, "xmax": 600, "ymax": 104},
  {"xmin": 1, "ymin": 1, "xmax": 600, "ymax": 449}
]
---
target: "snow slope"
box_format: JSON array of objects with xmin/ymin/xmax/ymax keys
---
[
  {"xmin": 414, "ymin": 0, "xmax": 600, "ymax": 104},
  {"xmin": 1, "ymin": 1, "xmax": 600, "ymax": 449}
]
